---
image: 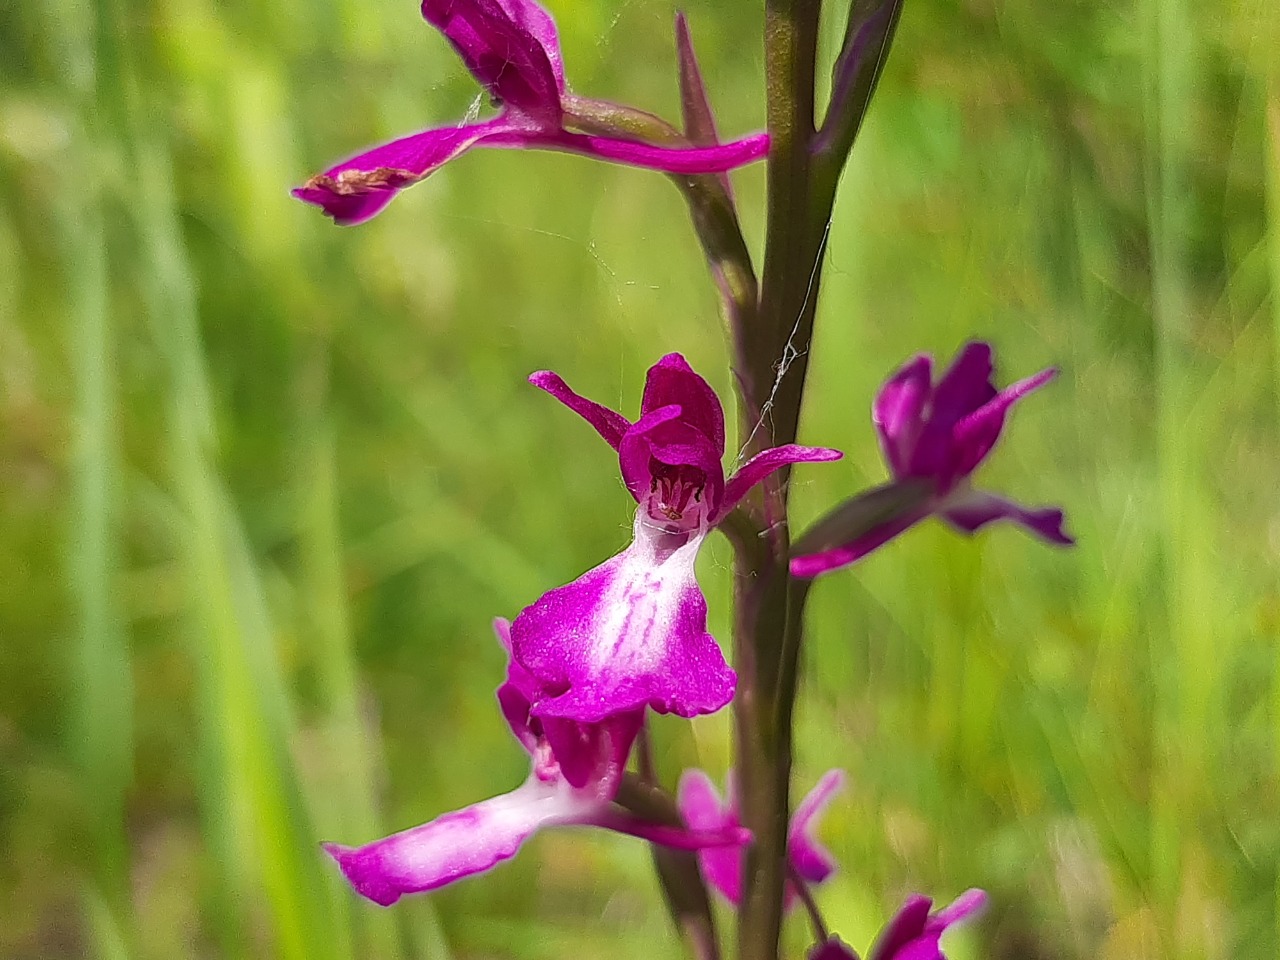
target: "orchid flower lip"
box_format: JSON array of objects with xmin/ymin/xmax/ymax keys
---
[{"xmin": 511, "ymin": 507, "xmax": 736, "ymax": 722}]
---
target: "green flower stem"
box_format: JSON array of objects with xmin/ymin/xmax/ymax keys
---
[
  {"xmin": 732, "ymin": 1, "xmax": 910, "ymax": 953},
  {"xmin": 733, "ymin": 0, "xmax": 825, "ymax": 958}
]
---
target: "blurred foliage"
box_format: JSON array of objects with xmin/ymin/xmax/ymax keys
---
[{"xmin": 1, "ymin": 0, "xmax": 1277, "ymax": 957}]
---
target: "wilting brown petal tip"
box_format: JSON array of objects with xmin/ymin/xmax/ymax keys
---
[{"xmin": 305, "ymin": 166, "xmax": 421, "ymax": 195}]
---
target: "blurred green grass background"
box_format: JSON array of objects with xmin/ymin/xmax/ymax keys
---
[{"xmin": 2, "ymin": 0, "xmax": 1278, "ymax": 956}]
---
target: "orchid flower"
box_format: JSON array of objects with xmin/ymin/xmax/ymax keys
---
[
  {"xmin": 805, "ymin": 890, "xmax": 987, "ymax": 960},
  {"xmin": 509, "ymin": 353, "xmax": 842, "ymax": 723},
  {"xmin": 676, "ymin": 768, "xmax": 845, "ymax": 909},
  {"xmin": 294, "ymin": 0, "xmax": 769, "ymax": 225},
  {"xmin": 324, "ymin": 620, "xmax": 749, "ymax": 905},
  {"xmin": 792, "ymin": 341, "xmax": 1072, "ymax": 578},
  {"xmin": 866, "ymin": 890, "xmax": 988, "ymax": 960}
]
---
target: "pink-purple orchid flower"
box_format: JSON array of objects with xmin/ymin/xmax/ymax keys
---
[
  {"xmin": 806, "ymin": 889, "xmax": 987, "ymax": 960},
  {"xmin": 293, "ymin": 0, "xmax": 769, "ymax": 225},
  {"xmin": 792, "ymin": 341, "xmax": 1072, "ymax": 578},
  {"xmin": 510, "ymin": 353, "xmax": 841, "ymax": 723},
  {"xmin": 323, "ymin": 620, "xmax": 749, "ymax": 905},
  {"xmin": 676, "ymin": 768, "xmax": 845, "ymax": 908}
]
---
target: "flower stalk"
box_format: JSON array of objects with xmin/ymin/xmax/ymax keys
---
[
  {"xmin": 733, "ymin": 0, "xmax": 824, "ymax": 953},
  {"xmin": 734, "ymin": 0, "xmax": 914, "ymax": 955}
]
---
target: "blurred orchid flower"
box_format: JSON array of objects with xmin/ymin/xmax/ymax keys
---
[
  {"xmin": 676, "ymin": 768, "xmax": 845, "ymax": 909},
  {"xmin": 510, "ymin": 353, "xmax": 842, "ymax": 722},
  {"xmin": 866, "ymin": 890, "xmax": 988, "ymax": 960},
  {"xmin": 324, "ymin": 620, "xmax": 749, "ymax": 905},
  {"xmin": 805, "ymin": 890, "xmax": 987, "ymax": 960},
  {"xmin": 792, "ymin": 341, "xmax": 1072, "ymax": 578},
  {"xmin": 294, "ymin": 0, "xmax": 769, "ymax": 224}
]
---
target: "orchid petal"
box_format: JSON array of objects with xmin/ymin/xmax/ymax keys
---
[
  {"xmin": 908, "ymin": 343, "xmax": 997, "ymax": 478},
  {"xmin": 494, "ymin": 618, "xmax": 643, "ymax": 789},
  {"xmin": 296, "ymin": 127, "xmax": 768, "ymax": 225},
  {"xmin": 494, "ymin": 619, "xmax": 548, "ymax": 758},
  {"xmin": 940, "ymin": 489, "xmax": 1073, "ymax": 545},
  {"xmin": 927, "ymin": 889, "xmax": 988, "ymax": 931},
  {"xmin": 511, "ymin": 511, "xmax": 735, "ymax": 721},
  {"xmin": 323, "ymin": 776, "xmax": 597, "ymax": 905},
  {"xmin": 495, "ymin": 677, "xmax": 541, "ymax": 757},
  {"xmin": 718, "ymin": 444, "xmax": 843, "ymax": 521},
  {"xmin": 675, "ymin": 770, "xmax": 742, "ymax": 903},
  {"xmin": 791, "ymin": 481, "xmax": 934, "ymax": 569},
  {"xmin": 594, "ymin": 806, "xmax": 751, "ymax": 851},
  {"xmin": 620, "ymin": 416, "xmax": 726, "ymax": 516},
  {"xmin": 868, "ymin": 896, "xmax": 935, "ymax": 960},
  {"xmin": 867, "ymin": 890, "xmax": 987, "ymax": 960},
  {"xmin": 492, "ymin": 0, "xmax": 564, "ymax": 88},
  {"xmin": 789, "ymin": 507, "xmax": 930, "ymax": 578},
  {"xmin": 787, "ymin": 769, "xmax": 844, "ymax": 885},
  {"xmin": 643, "ymin": 431, "xmax": 724, "ymax": 472},
  {"xmin": 675, "ymin": 770, "xmax": 730, "ymax": 830},
  {"xmin": 873, "ymin": 353, "xmax": 931, "ymax": 477},
  {"xmin": 420, "ymin": 0, "xmax": 562, "ymax": 114},
  {"xmin": 551, "ymin": 129, "xmax": 771, "ymax": 174},
  {"xmin": 930, "ymin": 341, "xmax": 997, "ymax": 425},
  {"xmin": 676, "ymin": 768, "xmax": 844, "ymax": 909},
  {"xmin": 949, "ymin": 366, "xmax": 1055, "ymax": 479},
  {"xmin": 542, "ymin": 710, "xmax": 642, "ymax": 792},
  {"xmin": 617, "ymin": 404, "xmax": 692, "ymax": 503},
  {"xmin": 641, "ymin": 354, "xmax": 726, "ymax": 454},
  {"xmin": 293, "ymin": 117, "xmax": 525, "ymax": 225},
  {"xmin": 528, "ymin": 370, "xmax": 630, "ymax": 449}
]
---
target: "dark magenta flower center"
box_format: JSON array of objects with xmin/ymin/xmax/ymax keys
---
[{"xmin": 648, "ymin": 461, "xmax": 707, "ymax": 527}]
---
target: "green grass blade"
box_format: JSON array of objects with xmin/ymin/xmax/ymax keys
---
[
  {"xmin": 120, "ymin": 81, "xmax": 347, "ymax": 960},
  {"xmin": 54, "ymin": 0, "xmax": 134, "ymax": 951},
  {"xmin": 1143, "ymin": 0, "xmax": 1223, "ymax": 953},
  {"xmin": 298, "ymin": 421, "xmax": 418, "ymax": 960},
  {"xmin": 62, "ymin": 120, "xmax": 135, "ymax": 960},
  {"xmin": 1266, "ymin": 51, "xmax": 1280, "ymax": 960}
]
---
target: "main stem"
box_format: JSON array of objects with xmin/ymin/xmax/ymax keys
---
[{"xmin": 734, "ymin": 0, "xmax": 830, "ymax": 958}]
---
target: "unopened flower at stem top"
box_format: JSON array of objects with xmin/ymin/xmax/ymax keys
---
[
  {"xmin": 676, "ymin": 767, "xmax": 845, "ymax": 909},
  {"xmin": 806, "ymin": 889, "xmax": 987, "ymax": 960},
  {"xmin": 294, "ymin": 0, "xmax": 769, "ymax": 225},
  {"xmin": 791, "ymin": 341, "xmax": 1073, "ymax": 578},
  {"xmin": 511, "ymin": 353, "xmax": 842, "ymax": 723},
  {"xmin": 323, "ymin": 619, "xmax": 749, "ymax": 906}
]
